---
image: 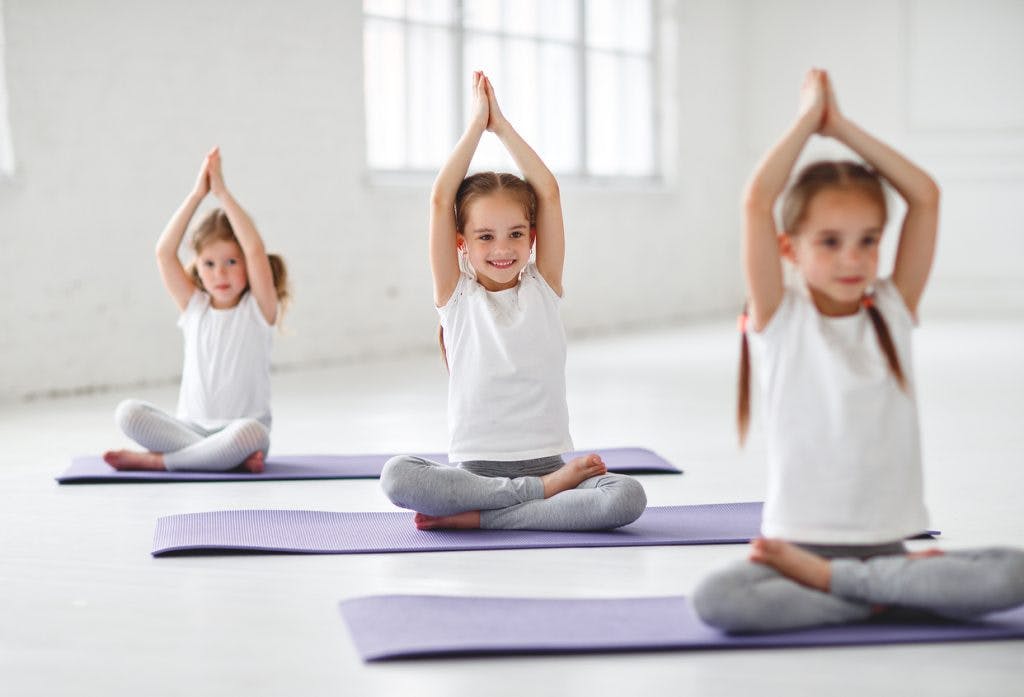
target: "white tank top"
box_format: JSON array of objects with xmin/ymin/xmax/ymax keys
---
[
  {"xmin": 176, "ymin": 290, "xmax": 274, "ymax": 430},
  {"xmin": 440, "ymin": 263, "xmax": 573, "ymax": 462},
  {"xmin": 747, "ymin": 278, "xmax": 929, "ymax": 544}
]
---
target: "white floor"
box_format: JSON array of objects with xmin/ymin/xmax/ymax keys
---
[{"xmin": 2, "ymin": 319, "xmax": 1022, "ymax": 697}]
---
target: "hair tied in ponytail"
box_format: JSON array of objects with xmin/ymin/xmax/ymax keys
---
[{"xmin": 737, "ymin": 305, "xmax": 751, "ymax": 445}]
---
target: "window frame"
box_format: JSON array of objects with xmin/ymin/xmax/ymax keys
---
[{"xmin": 362, "ymin": 0, "xmax": 661, "ymax": 185}]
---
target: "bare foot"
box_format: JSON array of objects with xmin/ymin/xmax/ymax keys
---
[
  {"xmin": 907, "ymin": 548, "xmax": 945, "ymax": 560},
  {"xmin": 102, "ymin": 449, "xmax": 166, "ymax": 471},
  {"xmin": 242, "ymin": 451, "xmax": 265, "ymax": 473},
  {"xmin": 749, "ymin": 538, "xmax": 832, "ymax": 592},
  {"xmin": 414, "ymin": 511, "xmax": 481, "ymax": 530},
  {"xmin": 540, "ymin": 454, "xmax": 607, "ymax": 498}
]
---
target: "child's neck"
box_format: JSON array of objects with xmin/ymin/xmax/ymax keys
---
[
  {"xmin": 807, "ymin": 285, "xmax": 860, "ymax": 317},
  {"xmin": 209, "ymin": 294, "xmax": 243, "ymax": 310},
  {"xmin": 475, "ymin": 275, "xmax": 520, "ymax": 292}
]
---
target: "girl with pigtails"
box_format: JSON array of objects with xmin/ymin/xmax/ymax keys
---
[
  {"xmin": 693, "ymin": 69, "xmax": 1024, "ymax": 633},
  {"xmin": 380, "ymin": 71, "xmax": 646, "ymax": 531},
  {"xmin": 103, "ymin": 147, "xmax": 289, "ymax": 473}
]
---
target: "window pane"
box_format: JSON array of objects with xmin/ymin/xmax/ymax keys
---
[
  {"xmin": 586, "ymin": 51, "xmax": 619, "ymax": 175},
  {"xmin": 407, "ymin": 0, "xmax": 456, "ymax": 24},
  {"xmin": 586, "ymin": 0, "xmax": 650, "ymax": 52},
  {"xmin": 620, "ymin": 55, "xmax": 653, "ymax": 175},
  {"xmin": 365, "ymin": 18, "xmax": 407, "ymax": 169},
  {"xmin": 537, "ymin": 0, "xmax": 578, "ymax": 41},
  {"xmin": 464, "ymin": 32, "xmax": 503, "ymax": 79},
  {"xmin": 585, "ymin": 0, "xmax": 618, "ymax": 50},
  {"xmin": 408, "ymin": 25, "xmax": 457, "ymax": 169},
  {"xmin": 364, "ymin": 0, "xmax": 403, "ymax": 19},
  {"xmin": 538, "ymin": 42, "xmax": 579, "ymax": 173},
  {"xmin": 464, "ymin": 0, "xmax": 502, "ymax": 31},
  {"xmin": 587, "ymin": 50, "xmax": 654, "ymax": 176},
  {"xmin": 501, "ymin": 38, "xmax": 540, "ymax": 157},
  {"xmin": 503, "ymin": 0, "xmax": 539, "ymax": 36},
  {"xmin": 618, "ymin": 0, "xmax": 651, "ymax": 52}
]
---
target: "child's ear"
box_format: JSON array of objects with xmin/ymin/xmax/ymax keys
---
[
  {"xmin": 530, "ymin": 227, "xmax": 537, "ymax": 245},
  {"xmin": 456, "ymin": 233, "xmax": 466, "ymax": 252},
  {"xmin": 778, "ymin": 233, "xmax": 796, "ymax": 262}
]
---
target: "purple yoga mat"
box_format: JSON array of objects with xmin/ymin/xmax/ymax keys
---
[
  {"xmin": 151, "ymin": 502, "xmax": 765, "ymax": 556},
  {"xmin": 57, "ymin": 447, "xmax": 680, "ymax": 483},
  {"xmin": 339, "ymin": 594, "xmax": 1024, "ymax": 661}
]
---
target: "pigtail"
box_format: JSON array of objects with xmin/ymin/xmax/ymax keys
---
[
  {"xmin": 737, "ymin": 308, "xmax": 751, "ymax": 446},
  {"xmin": 268, "ymin": 254, "xmax": 290, "ymax": 305},
  {"xmin": 862, "ymin": 295, "xmax": 906, "ymax": 390}
]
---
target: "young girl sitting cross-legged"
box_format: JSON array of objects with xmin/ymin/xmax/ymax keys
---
[
  {"xmin": 380, "ymin": 71, "xmax": 647, "ymax": 531},
  {"xmin": 103, "ymin": 147, "xmax": 288, "ymax": 473},
  {"xmin": 692, "ymin": 69, "xmax": 1024, "ymax": 633}
]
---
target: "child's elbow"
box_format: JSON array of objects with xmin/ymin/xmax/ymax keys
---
[
  {"xmin": 534, "ymin": 178, "xmax": 560, "ymax": 204},
  {"xmin": 742, "ymin": 185, "xmax": 773, "ymax": 216},
  {"xmin": 919, "ymin": 179, "xmax": 941, "ymax": 209},
  {"xmin": 429, "ymin": 186, "xmax": 454, "ymax": 210}
]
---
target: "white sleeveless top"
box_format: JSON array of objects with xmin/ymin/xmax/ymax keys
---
[
  {"xmin": 176, "ymin": 290, "xmax": 274, "ymax": 430},
  {"xmin": 439, "ymin": 263, "xmax": 573, "ymax": 462},
  {"xmin": 747, "ymin": 278, "xmax": 929, "ymax": 544}
]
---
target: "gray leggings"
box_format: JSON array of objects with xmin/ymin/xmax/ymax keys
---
[
  {"xmin": 380, "ymin": 454, "xmax": 647, "ymax": 531},
  {"xmin": 113, "ymin": 399, "xmax": 270, "ymax": 472},
  {"xmin": 692, "ymin": 542, "xmax": 1024, "ymax": 634}
]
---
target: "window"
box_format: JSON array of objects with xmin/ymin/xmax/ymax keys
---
[
  {"xmin": 0, "ymin": 3, "xmax": 14, "ymax": 177},
  {"xmin": 363, "ymin": 0, "xmax": 657, "ymax": 179}
]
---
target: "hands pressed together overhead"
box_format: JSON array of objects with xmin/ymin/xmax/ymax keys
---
[
  {"xmin": 192, "ymin": 146, "xmax": 229, "ymax": 200},
  {"xmin": 798, "ymin": 68, "xmax": 844, "ymax": 138},
  {"xmin": 470, "ymin": 70, "xmax": 509, "ymax": 135}
]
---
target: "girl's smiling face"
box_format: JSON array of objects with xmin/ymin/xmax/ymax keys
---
[
  {"xmin": 783, "ymin": 188, "xmax": 885, "ymax": 316},
  {"xmin": 459, "ymin": 192, "xmax": 534, "ymax": 291}
]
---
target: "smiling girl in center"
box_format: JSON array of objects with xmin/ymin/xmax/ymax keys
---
[{"xmin": 380, "ymin": 71, "xmax": 647, "ymax": 531}]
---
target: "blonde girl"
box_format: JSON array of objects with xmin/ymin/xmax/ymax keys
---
[
  {"xmin": 103, "ymin": 147, "xmax": 288, "ymax": 472},
  {"xmin": 380, "ymin": 72, "xmax": 646, "ymax": 531},
  {"xmin": 693, "ymin": 70, "xmax": 1024, "ymax": 633}
]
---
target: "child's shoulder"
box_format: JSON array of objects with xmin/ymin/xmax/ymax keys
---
[
  {"xmin": 177, "ymin": 289, "xmax": 209, "ymax": 326},
  {"xmin": 873, "ymin": 277, "xmax": 916, "ymax": 327}
]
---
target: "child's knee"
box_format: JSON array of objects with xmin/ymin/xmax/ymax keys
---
[
  {"xmin": 113, "ymin": 399, "xmax": 146, "ymax": 430},
  {"xmin": 692, "ymin": 564, "xmax": 757, "ymax": 632},
  {"xmin": 232, "ymin": 419, "xmax": 270, "ymax": 452},
  {"xmin": 989, "ymin": 547, "xmax": 1024, "ymax": 603},
  {"xmin": 380, "ymin": 455, "xmax": 417, "ymax": 506},
  {"xmin": 614, "ymin": 477, "xmax": 647, "ymax": 526}
]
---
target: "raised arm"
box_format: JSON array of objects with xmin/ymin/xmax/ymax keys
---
[
  {"xmin": 156, "ymin": 154, "xmax": 209, "ymax": 311},
  {"xmin": 430, "ymin": 72, "xmax": 490, "ymax": 307},
  {"xmin": 482, "ymin": 76, "xmax": 565, "ymax": 296},
  {"xmin": 207, "ymin": 147, "xmax": 279, "ymax": 325},
  {"xmin": 820, "ymin": 76, "xmax": 940, "ymax": 317},
  {"xmin": 743, "ymin": 69, "xmax": 826, "ymax": 331}
]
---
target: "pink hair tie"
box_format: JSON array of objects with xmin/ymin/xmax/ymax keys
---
[
  {"xmin": 861, "ymin": 295, "xmax": 875, "ymax": 309},
  {"xmin": 737, "ymin": 313, "xmax": 749, "ymax": 332}
]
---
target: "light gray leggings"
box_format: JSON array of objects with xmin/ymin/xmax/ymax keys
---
[
  {"xmin": 113, "ymin": 399, "xmax": 270, "ymax": 472},
  {"xmin": 380, "ymin": 454, "xmax": 647, "ymax": 531},
  {"xmin": 693, "ymin": 541, "xmax": 1024, "ymax": 634}
]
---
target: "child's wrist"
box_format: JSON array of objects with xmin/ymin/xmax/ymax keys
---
[{"xmin": 492, "ymin": 119, "xmax": 513, "ymax": 138}]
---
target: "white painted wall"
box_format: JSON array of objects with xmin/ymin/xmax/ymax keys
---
[{"xmin": 1, "ymin": 0, "xmax": 1020, "ymax": 401}]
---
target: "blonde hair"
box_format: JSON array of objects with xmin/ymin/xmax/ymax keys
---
[
  {"xmin": 737, "ymin": 160, "xmax": 906, "ymax": 445},
  {"xmin": 187, "ymin": 208, "xmax": 290, "ymax": 309}
]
